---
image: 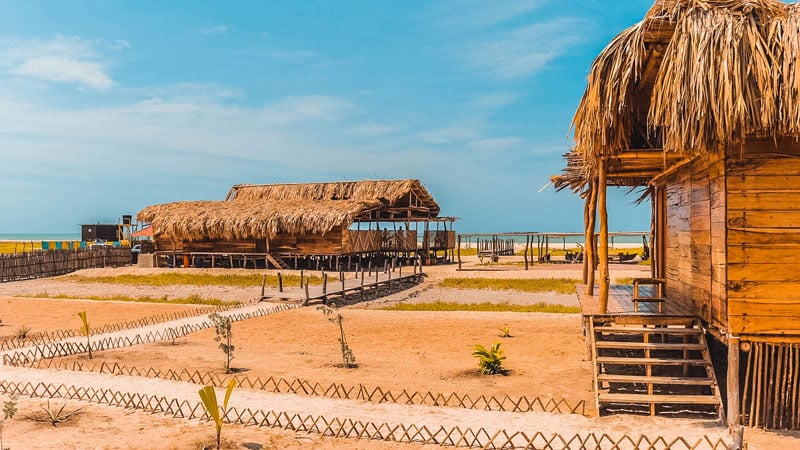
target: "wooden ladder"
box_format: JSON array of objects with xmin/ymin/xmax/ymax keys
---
[
  {"xmin": 266, "ymin": 254, "xmax": 290, "ymax": 270},
  {"xmin": 591, "ymin": 319, "xmax": 724, "ymax": 420}
]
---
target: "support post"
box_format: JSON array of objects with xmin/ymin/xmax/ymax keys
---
[
  {"xmin": 598, "ymin": 160, "xmax": 610, "ymax": 312},
  {"xmin": 585, "ymin": 180, "xmax": 598, "ymax": 296},
  {"xmin": 278, "ymin": 272, "xmax": 283, "ymax": 293},
  {"xmin": 457, "ymin": 234, "xmax": 462, "ymax": 270},
  {"xmin": 728, "ymin": 337, "xmax": 741, "ymax": 429}
]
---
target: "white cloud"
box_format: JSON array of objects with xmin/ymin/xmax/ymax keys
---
[
  {"xmin": 0, "ymin": 35, "xmax": 116, "ymax": 90},
  {"xmin": 14, "ymin": 56, "xmax": 113, "ymax": 89},
  {"xmin": 467, "ymin": 137, "xmax": 523, "ymax": 151},
  {"xmin": 465, "ymin": 18, "xmax": 589, "ymax": 79},
  {"xmin": 428, "ymin": 0, "xmax": 546, "ymax": 30},
  {"xmin": 197, "ymin": 25, "xmax": 229, "ymax": 35}
]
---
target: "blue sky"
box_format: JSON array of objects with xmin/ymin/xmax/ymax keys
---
[{"xmin": 0, "ymin": 0, "xmax": 656, "ymax": 234}]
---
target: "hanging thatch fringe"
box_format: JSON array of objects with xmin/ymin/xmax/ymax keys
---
[{"xmin": 565, "ymin": 0, "xmax": 800, "ymax": 186}]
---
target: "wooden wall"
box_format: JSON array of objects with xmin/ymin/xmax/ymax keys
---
[
  {"xmin": 726, "ymin": 142, "xmax": 800, "ymax": 336},
  {"xmin": 664, "ymin": 156, "xmax": 726, "ymax": 329}
]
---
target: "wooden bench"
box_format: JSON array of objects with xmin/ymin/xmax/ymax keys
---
[{"xmin": 632, "ymin": 277, "xmax": 666, "ymax": 312}]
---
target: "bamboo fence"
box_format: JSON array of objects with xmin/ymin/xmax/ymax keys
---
[
  {"xmin": 19, "ymin": 359, "xmax": 587, "ymax": 416},
  {"xmin": 0, "ymin": 379, "xmax": 730, "ymax": 450},
  {"xmin": 742, "ymin": 341, "xmax": 800, "ymax": 430},
  {"xmin": 0, "ymin": 248, "xmax": 132, "ymax": 282}
]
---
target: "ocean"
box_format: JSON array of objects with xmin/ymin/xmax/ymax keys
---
[{"xmin": 0, "ymin": 233, "xmax": 81, "ymax": 242}]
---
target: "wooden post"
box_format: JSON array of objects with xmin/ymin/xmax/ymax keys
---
[
  {"xmin": 582, "ymin": 193, "xmax": 590, "ymax": 284},
  {"xmin": 360, "ymin": 268, "xmax": 365, "ymax": 301},
  {"xmin": 375, "ymin": 269, "xmax": 379, "ymax": 298},
  {"xmin": 598, "ymin": 160, "xmax": 610, "ymax": 312},
  {"xmin": 303, "ymin": 277, "xmax": 310, "ymax": 306},
  {"xmin": 457, "ymin": 234, "xmax": 462, "ymax": 270},
  {"xmin": 278, "ymin": 272, "xmax": 283, "ymax": 293},
  {"xmin": 728, "ymin": 337, "xmax": 741, "ymax": 429},
  {"xmin": 300, "ymin": 269, "xmax": 304, "ymax": 288},
  {"xmin": 261, "ymin": 274, "xmax": 267, "ymax": 297},
  {"xmin": 340, "ymin": 270, "xmax": 345, "ymax": 292},
  {"xmin": 585, "ymin": 180, "xmax": 598, "ymax": 296},
  {"xmin": 323, "ymin": 272, "xmax": 328, "ymax": 295},
  {"xmin": 524, "ymin": 235, "xmax": 529, "ymax": 270}
]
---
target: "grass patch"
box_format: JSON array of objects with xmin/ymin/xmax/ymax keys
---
[
  {"xmin": 383, "ymin": 301, "xmax": 580, "ymax": 313},
  {"xmin": 23, "ymin": 293, "xmax": 230, "ymax": 306},
  {"xmin": 65, "ymin": 273, "xmax": 323, "ymax": 287},
  {"xmin": 439, "ymin": 277, "xmax": 579, "ymax": 295},
  {"xmin": 615, "ymin": 277, "xmax": 634, "ymax": 285}
]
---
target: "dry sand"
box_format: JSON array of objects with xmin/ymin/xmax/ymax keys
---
[{"xmin": 0, "ymin": 257, "xmax": 796, "ymax": 449}]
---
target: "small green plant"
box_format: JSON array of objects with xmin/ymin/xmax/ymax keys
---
[
  {"xmin": 77, "ymin": 311, "xmax": 92, "ymax": 360},
  {"xmin": 198, "ymin": 379, "xmax": 236, "ymax": 450},
  {"xmin": 1, "ymin": 396, "xmax": 18, "ymax": 450},
  {"xmin": 209, "ymin": 313, "xmax": 234, "ymax": 373},
  {"xmin": 472, "ymin": 342, "xmax": 508, "ymax": 375},
  {"xmin": 14, "ymin": 325, "xmax": 31, "ymax": 340},
  {"xmin": 499, "ymin": 326, "xmax": 511, "ymax": 338},
  {"xmin": 318, "ymin": 304, "xmax": 357, "ymax": 368},
  {"xmin": 27, "ymin": 400, "xmax": 81, "ymax": 427}
]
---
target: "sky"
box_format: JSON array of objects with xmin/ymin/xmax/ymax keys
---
[{"xmin": 0, "ymin": 0, "xmax": 658, "ymax": 234}]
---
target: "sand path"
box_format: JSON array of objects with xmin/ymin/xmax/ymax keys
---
[{"xmin": 0, "ymin": 301, "xmax": 728, "ymax": 445}]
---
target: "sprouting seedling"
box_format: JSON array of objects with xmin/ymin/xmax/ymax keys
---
[
  {"xmin": 209, "ymin": 313, "xmax": 235, "ymax": 373},
  {"xmin": 499, "ymin": 326, "xmax": 511, "ymax": 338},
  {"xmin": 77, "ymin": 311, "xmax": 92, "ymax": 359},
  {"xmin": 198, "ymin": 379, "xmax": 236, "ymax": 450},
  {"xmin": 318, "ymin": 304, "xmax": 357, "ymax": 368}
]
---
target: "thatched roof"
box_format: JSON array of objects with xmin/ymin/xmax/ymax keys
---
[
  {"xmin": 137, "ymin": 179, "xmax": 442, "ymax": 240},
  {"xmin": 562, "ymin": 0, "xmax": 800, "ymax": 189}
]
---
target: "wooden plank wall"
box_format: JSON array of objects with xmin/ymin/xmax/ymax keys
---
[
  {"xmin": 664, "ymin": 156, "xmax": 725, "ymax": 327},
  {"xmin": 727, "ymin": 142, "xmax": 800, "ymax": 336}
]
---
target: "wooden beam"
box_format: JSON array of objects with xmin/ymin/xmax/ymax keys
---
[
  {"xmin": 728, "ymin": 337, "xmax": 741, "ymax": 429},
  {"xmin": 598, "ymin": 160, "xmax": 610, "ymax": 312}
]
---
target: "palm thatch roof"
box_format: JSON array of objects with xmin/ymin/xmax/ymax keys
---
[
  {"xmin": 559, "ymin": 0, "xmax": 800, "ymax": 190},
  {"xmin": 137, "ymin": 179, "xmax": 442, "ymax": 241}
]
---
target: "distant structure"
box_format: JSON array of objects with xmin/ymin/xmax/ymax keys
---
[
  {"xmin": 555, "ymin": 0, "xmax": 800, "ymax": 431},
  {"xmin": 137, "ymin": 179, "xmax": 456, "ymax": 269},
  {"xmin": 81, "ymin": 215, "xmax": 136, "ymax": 244}
]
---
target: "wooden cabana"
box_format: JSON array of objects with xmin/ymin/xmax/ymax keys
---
[
  {"xmin": 556, "ymin": 0, "xmax": 800, "ymax": 430},
  {"xmin": 137, "ymin": 179, "xmax": 456, "ymax": 269}
]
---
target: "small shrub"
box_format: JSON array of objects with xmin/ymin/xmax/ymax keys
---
[
  {"xmin": 473, "ymin": 342, "xmax": 508, "ymax": 375},
  {"xmin": 318, "ymin": 304, "xmax": 357, "ymax": 368},
  {"xmin": 77, "ymin": 311, "xmax": 92, "ymax": 360},
  {"xmin": 14, "ymin": 325, "xmax": 31, "ymax": 340},
  {"xmin": 27, "ymin": 400, "xmax": 81, "ymax": 427},
  {"xmin": 198, "ymin": 379, "xmax": 236, "ymax": 450},
  {"xmin": 1, "ymin": 396, "xmax": 18, "ymax": 450},
  {"xmin": 499, "ymin": 326, "xmax": 511, "ymax": 338},
  {"xmin": 209, "ymin": 313, "xmax": 234, "ymax": 373}
]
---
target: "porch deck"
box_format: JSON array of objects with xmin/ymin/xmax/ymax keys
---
[{"xmin": 577, "ymin": 284, "xmax": 696, "ymax": 325}]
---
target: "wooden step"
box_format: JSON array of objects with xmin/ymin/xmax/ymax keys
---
[
  {"xmin": 596, "ymin": 326, "xmax": 702, "ymax": 335},
  {"xmin": 597, "ymin": 356, "xmax": 709, "ymax": 365},
  {"xmin": 595, "ymin": 342, "xmax": 705, "ymax": 350},
  {"xmin": 599, "ymin": 393, "xmax": 720, "ymax": 405},
  {"xmin": 597, "ymin": 374, "xmax": 715, "ymax": 386}
]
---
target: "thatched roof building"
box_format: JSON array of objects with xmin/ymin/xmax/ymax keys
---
[
  {"xmin": 138, "ymin": 179, "xmax": 441, "ymax": 241},
  {"xmin": 561, "ymin": 0, "xmax": 800, "ymax": 430},
  {"xmin": 556, "ymin": 0, "xmax": 800, "ymax": 191}
]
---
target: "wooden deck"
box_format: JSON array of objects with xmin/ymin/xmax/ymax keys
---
[{"xmin": 577, "ymin": 284, "xmax": 695, "ymax": 325}]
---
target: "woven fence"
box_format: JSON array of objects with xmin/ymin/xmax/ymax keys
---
[
  {"xmin": 0, "ymin": 379, "xmax": 730, "ymax": 450},
  {"xmin": 21, "ymin": 359, "xmax": 586, "ymax": 415},
  {"xmin": 0, "ymin": 302, "xmax": 257, "ymax": 351},
  {"xmin": 0, "ymin": 247, "xmax": 132, "ymax": 282},
  {"xmin": 2, "ymin": 303, "xmax": 299, "ymax": 366}
]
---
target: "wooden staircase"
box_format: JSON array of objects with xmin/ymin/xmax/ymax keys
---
[{"xmin": 590, "ymin": 319, "xmax": 724, "ymax": 420}]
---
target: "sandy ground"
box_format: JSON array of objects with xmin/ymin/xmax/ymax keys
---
[{"xmin": 0, "ymin": 257, "xmax": 796, "ymax": 449}]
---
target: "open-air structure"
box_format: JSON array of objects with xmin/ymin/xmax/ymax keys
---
[
  {"xmin": 137, "ymin": 179, "xmax": 456, "ymax": 270},
  {"xmin": 555, "ymin": 0, "xmax": 800, "ymax": 431}
]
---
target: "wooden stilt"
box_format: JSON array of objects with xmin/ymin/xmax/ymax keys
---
[
  {"xmin": 585, "ymin": 180, "xmax": 598, "ymax": 296},
  {"xmin": 728, "ymin": 337, "xmax": 741, "ymax": 428},
  {"xmin": 598, "ymin": 161, "xmax": 610, "ymax": 312},
  {"xmin": 457, "ymin": 234, "xmax": 462, "ymax": 270}
]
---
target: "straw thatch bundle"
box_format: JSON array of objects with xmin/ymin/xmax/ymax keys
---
[
  {"xmin": 570, "ymin": 0, "xmax": 800, "ymax": 180},
  {"xmin": 137, "ymin": 179, "xmax": 439, "ymax": 241}
]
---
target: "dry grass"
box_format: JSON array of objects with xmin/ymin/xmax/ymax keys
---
[
  {"xmin": 64, "ymin": 273, "xmax": 324, "ymax": 287},
  {"xmin": 383, "ymin": 301, "xmax": 580, "ymax": 313},
  {"xmin": 438, "ymin": 278, "xmax": 580, "ymax": 295},
  {"xmin": 25, "ymin": 293, "xmax": 230, "ymax": 306}
]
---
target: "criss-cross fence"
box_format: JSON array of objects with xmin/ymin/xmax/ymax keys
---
[
  {"xmin": 20, "ymin": 360, "xmax": 587, "ymax": 415},
  {"xmin": 0, "ymin": 248, "xmax": 132, "ymax": 282},
  {"xmin": 0, "ymin": 380, "xmax": 730, "ymax": 450},
  {"xmin": 2, "ymin": 303, "xmax": 299, "ymax": 366},
  {"xmin": 0, "ymin": 302, "xmax": 257, "ymax": 351}
]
